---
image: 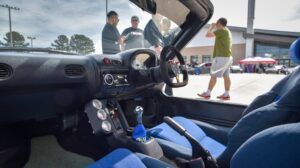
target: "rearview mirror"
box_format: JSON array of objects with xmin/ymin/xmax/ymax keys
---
[{"xmin": 129, "ymin": 0, "xmax": 156, "ymax": 14}]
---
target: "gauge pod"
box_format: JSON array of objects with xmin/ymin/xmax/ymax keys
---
[
  {"xmin": 92, "ymin": 99, "xmax": 102, "ymax": 109},
  {"xmin": 97, "ymin": 109, "xmax": 107, "ymax": 120},
  {"xmin": 102, "ymin": 121, "xmax": 112, "ymax": 133}
]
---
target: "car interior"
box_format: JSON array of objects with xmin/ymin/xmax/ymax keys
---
[{"xmin": 0, "ymin": 0, "xmax": 300, "ymax": 168}]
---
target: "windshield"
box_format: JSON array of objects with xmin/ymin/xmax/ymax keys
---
[{"xmin": 0, "ymin": 0, "xmax": 181, "ymax": 55}]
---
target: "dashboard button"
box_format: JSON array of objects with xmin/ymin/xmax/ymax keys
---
[{"xmin": 104, "ymin": 74, "xmax": 114, "ymax": 85}]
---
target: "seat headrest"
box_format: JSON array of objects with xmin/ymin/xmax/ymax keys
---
[{"xmin": 289, "ymin": 38, "xmax": 300, "ymax": 64}]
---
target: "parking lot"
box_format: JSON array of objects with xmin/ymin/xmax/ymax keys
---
[{"xmin": 173, "ymin": 73, "xmax": 286, "ymax": 105}]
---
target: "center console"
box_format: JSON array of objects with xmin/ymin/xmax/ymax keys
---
[{"xmin": 84, "ymin": 99, "xmax": 163, "ymax": 159}]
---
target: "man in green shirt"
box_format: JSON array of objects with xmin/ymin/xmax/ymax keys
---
[{"xmin": 198, "ymin": 18, "xmax": 233, "ymax": 100}]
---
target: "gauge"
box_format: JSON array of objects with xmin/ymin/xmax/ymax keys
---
[
  {"xmin": 104, "ymin": 74, "xmax": 114, "ymax": 85},
  {"xmin": 97, "ymin": 109, "xmax": 107, "ymax": 120},
  {"xmin": 101, "ymin": 121, "xmax": 112, "ymax": 133},
  {"xmin": 92, "ymin": 99, "xmax": 102, "ymax": 109}
]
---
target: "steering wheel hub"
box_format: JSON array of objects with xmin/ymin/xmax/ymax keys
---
[{"xmin": 160, "ymin": 46, "xmax": 188, "ymax": 88}]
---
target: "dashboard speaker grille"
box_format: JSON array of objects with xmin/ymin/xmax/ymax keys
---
[
  {"xmin": 64, "ymin": 64, "xmax": 85, "ymax": 77},
  {"xmin": 0, "ymin": 63, "xmax": 13, "ymax": 79}
]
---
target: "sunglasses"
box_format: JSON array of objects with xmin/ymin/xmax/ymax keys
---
[{"xmin": 131, "ymin": 20, "xmax": 139, "ymax": 22}]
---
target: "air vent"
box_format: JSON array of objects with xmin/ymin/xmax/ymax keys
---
[
  {"xmin": 64, "ymin": 65, "xmax": 85, "ymax": 77},
  {"xmin": 0, "ymin": 63, "xmax": 13, "ymax": 79}
]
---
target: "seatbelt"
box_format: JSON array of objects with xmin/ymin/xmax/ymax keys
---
[{"xmin": 210, "ymin": 56, "xmax": 233, "ymax": 75}]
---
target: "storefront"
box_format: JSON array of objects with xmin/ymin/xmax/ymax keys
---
[{"xmin": 182, "ymin": 25, "xmax": 300, "ymax": 66}]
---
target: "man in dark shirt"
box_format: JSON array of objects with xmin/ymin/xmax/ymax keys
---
[
  {"xmin": 144, "ymin": 15, "xmax": 176, "ymax": 95},
  {"xmin": 102, "ymin": 11, "xmax": 122, "ymax": 54},
  {"xmin": 161, "ymin": 18, "xmax": 180, "ymax": 46},
  {"xmin": 144, "ymin": 14, "xmax": 164, "ymax": 54},
  {"xmin": 121, "ymin": 16, "xmax": 144, "ymax": 50}
]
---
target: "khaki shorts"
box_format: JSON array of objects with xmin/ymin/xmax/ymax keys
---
[{"xmin": 210, "ymin": 56, "xmax": 233, "ymax": 78}]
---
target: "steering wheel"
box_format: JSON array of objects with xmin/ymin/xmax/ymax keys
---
[{"xmin": 160, "ymin": 45, "xmax": 188, "ymax": 88}]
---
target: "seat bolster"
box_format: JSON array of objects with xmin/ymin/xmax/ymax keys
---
[
  {"xmin": 86, "ymin": 148, "xmax": 146, "ymax": 168},
  {"xmin": 148, "ymin": 116, "xmax": 208, "ymax": 149},
  {"xmin": 149, "ymin": 117, "xmax": 226, "ymax": 159},
  {"xmin": 173, "ymin": 116, "xmax": 207, "ymax": 141},
  {"xmin": 200, "ymin": 136, "xmax": 226, "ymax": 158},
  {"xmin": 148, "ymin": 122, "xmax": 193, "ymax": 149},
  {"xmin": 190, "ymin": 119, "xmax": 230, "ymax": 145}
]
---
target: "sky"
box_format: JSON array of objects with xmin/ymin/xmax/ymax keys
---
[
  {"xmin": 0, "ymin": 0, "xmax": 299, "ymax": 53},
  {"xmin": 209, "ymin": 0, "xmax": 300, "ymax": 31}
]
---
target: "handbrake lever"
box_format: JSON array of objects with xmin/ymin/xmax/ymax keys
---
[{"xmin": 164, "ymin": 116, "xmax": 218, "ymax": 168}]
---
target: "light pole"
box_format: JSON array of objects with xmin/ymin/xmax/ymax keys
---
[
  {"xmin": 106, "ymin": 0, "xmax": 108, "ymax": 20},
  {"xmin": 245, "ymin": 0, "xmax": 255, "ymax": 57},
  {"xmin": 27, "ymin": 36, "xmax": 36, "ymax": 48},
  {"xmin": 0, "ymin": 4, "xmax": 20, "ymax": 47}
]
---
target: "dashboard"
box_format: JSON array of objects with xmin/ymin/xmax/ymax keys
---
[{"xmin": 0, "ymin": 49, "xmax": 158, "ymax": 124}]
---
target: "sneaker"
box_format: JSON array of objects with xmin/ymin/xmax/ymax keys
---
[
  {"xmin": 217, "ymin": 94, "xmax": 230, "ymax": 100},
  {"xmin": 197, "ymin": 92, "xmax": 211, "ymax": 99}
]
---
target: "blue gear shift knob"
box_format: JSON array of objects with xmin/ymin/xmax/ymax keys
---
[
  {"xmin": 135, "ymin": 106, "xmax": 143, "ymax": 124},
  {"xmin": 132, "ymin": 106, "xmax": 147, "ymax": 142}
]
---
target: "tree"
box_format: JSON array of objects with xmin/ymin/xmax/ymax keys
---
[
  {"xmin": 51, "ymin": 35, "xmax": 70, "ymax": 51},
  {"xmin": 69, "ymin": 34, "xmax": 95, "ymax": 55},
  {"xmin": 2, "ymin": 31, "xmax": 29, "ymax": 47}
]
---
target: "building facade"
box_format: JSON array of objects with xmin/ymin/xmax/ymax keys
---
[{"xmin": 182, "ymin": 25, "xmax": 300, "ymax": 67}]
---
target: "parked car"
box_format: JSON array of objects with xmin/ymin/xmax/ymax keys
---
[
  {"xmin": 186, "ymin": 65, "xmax": 195, "ymax": 75},
  {"xmin": 195, "ymin": 62, "xmax": 212, "ymax": 74},
  {"xmin": 265, "ymin": 65, "xmax": 290, "ymax": 74},
  {"xmin": 230, "ymin": 65, "xmax": 243, "ymax": 73},
  {"xmin": 286, "ymin": 67, "xmax": 297, "ymax": 74}
]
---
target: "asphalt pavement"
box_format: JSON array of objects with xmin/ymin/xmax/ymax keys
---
[{"xmin": 173, "ymin": 73, "xmax": 286, "ymax": 105}]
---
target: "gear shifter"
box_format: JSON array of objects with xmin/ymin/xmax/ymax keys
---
[
  {"xmin": 132, "ymin": 106, "xmax": 147, "ymax": 142},
  {"xmin": 135, "ymin": 106, "xmax": 143, "ymax": 124}
]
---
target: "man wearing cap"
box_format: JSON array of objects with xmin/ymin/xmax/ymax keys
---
[
  {"xmin": 102, "ymin": 10, "xmax": 122, "ymax": 54},
  {"xmin": 120, "ymin": 16, "xmax": 145, "ymax": 50}
]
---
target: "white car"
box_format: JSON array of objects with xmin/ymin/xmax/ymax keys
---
[
  {"xmin": 230, "ymin": 65, "xmax": 243, "ymax": 73},
  {"xmin": 265, "ymin": 65, "xmax": 285, "ymax": 74}
]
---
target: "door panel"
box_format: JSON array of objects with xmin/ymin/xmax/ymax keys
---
[{"xmin": 158, "ymin": 95, "xmax": 246, "ymax": 127}]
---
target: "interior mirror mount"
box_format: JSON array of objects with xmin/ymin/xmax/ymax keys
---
[{"xmin": 129, "ymin": 0, "xmax": 156, "ymax": 14}]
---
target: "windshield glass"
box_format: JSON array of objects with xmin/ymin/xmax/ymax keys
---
[{"xmin": 0, "ymin": 0, "xmax": 180, "ymax": 55}]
